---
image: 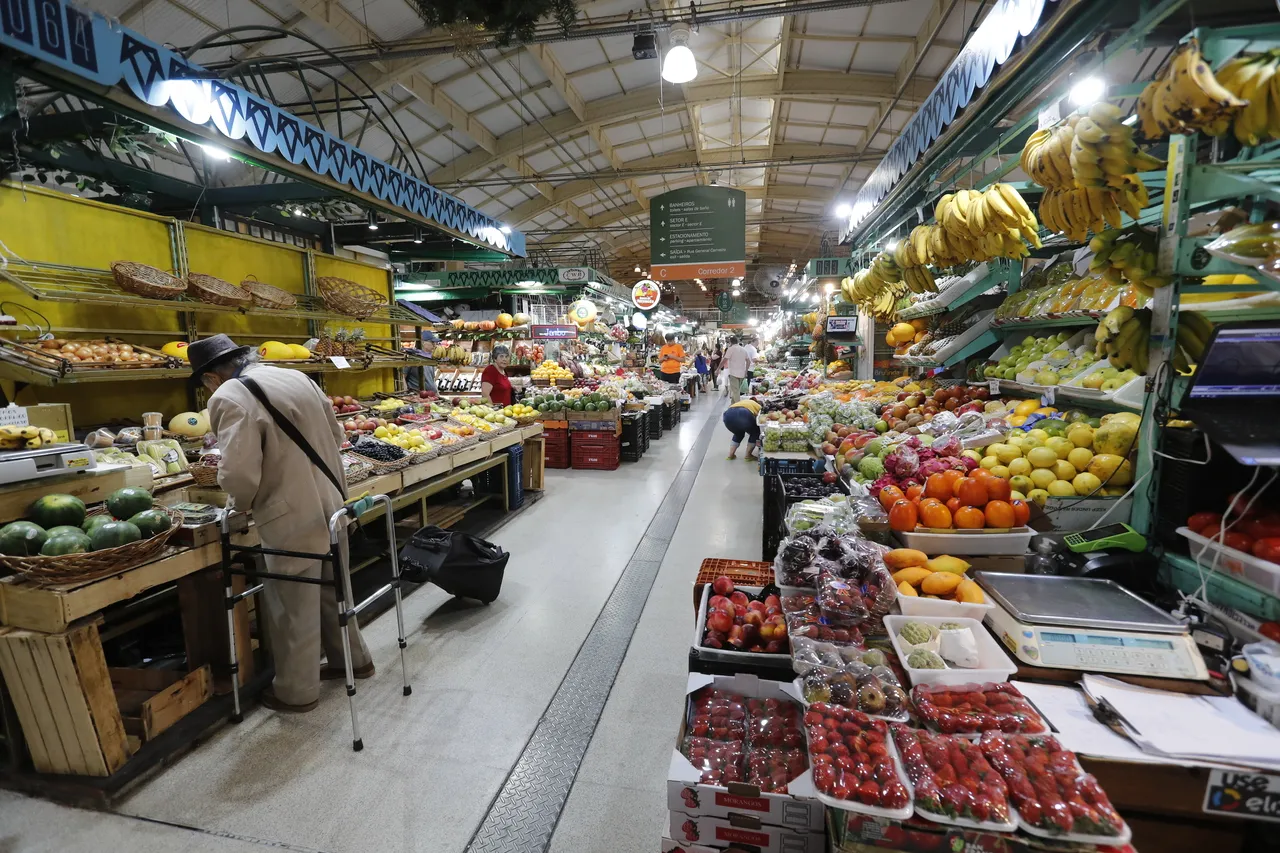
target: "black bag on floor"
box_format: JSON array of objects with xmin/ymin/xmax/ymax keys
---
[{"xmin": 398, "ymin": 526, "xmax": 509, "ymax": 603}]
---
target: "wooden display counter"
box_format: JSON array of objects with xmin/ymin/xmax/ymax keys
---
[{"xmin": 0, "ymin": 426, "xmax": 546, "ymax": 791}]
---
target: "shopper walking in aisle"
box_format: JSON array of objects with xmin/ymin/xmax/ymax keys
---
[
  {"xmin": 710, "ymin": 342, "xmax": 724, "ymax": 388},
  {"xmin": 481, "ymin": 345, "xmax": 514, "ymax": 406},
  {"xmin": 723, "ymin": 397, "xmax": 762, "ymax": 461},
  {"xmin": 658, "ymin": 333, "xmax": 686, "ymax": 384},
  {"xmin": 722, "ymin": 336, "xmax": 752, "ymax": 402},
  {"xmin": 190, "ymin": 335, "xmax": 373, "ymax": 713},
  {"xmin": 695, "ymin": 348, "xmax": 710, "ymax": 390}
]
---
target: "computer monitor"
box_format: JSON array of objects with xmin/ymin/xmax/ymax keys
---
[{"xmin": 1186, "ymin": 324, "xmax": 1280, "ymax": 399}]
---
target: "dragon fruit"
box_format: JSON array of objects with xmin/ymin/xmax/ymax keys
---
[
  {"xmin": 884, "ymin": 446, "xmax": 920, "ymax": 479},
  {"xmin": 931, "ymin": 435, "xmax": 962, "ymax": 458},
  {"xmin": 917, "ymin": 457, "xmax": 952, "ymax": 478},
  {"xmin": 870, "ymin": 474, "xmax": 897, "ymax": 497},
  {"xmin": 960, "ymin": 455, "xmax": 979, "ymax": 471}
]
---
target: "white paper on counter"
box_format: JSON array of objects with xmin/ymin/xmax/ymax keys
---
[{"xmin": 1082, "ymin": 674, "xmax": 1280, "ymax": 771}]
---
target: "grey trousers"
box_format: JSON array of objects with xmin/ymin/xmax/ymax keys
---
[
  {"xmin": 728, "ymin": 378, "xmax": 745, "ymax": 403},
  {"xmin": 260, "ymin": 535, "xmax": 373, "ymax": 705}
]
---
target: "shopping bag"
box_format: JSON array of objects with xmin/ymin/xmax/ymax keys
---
[{"xmin": 397, "ymin": 525, "xmax": 509, "ymax": 603}]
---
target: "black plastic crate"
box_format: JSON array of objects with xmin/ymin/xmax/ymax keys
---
[
  {"xmin": 475, "ymin": 444, "xmax": 525, "ymax": 509},
  {"xmin": 762, "ymin": 456, "xmax": 825, "ymax": 476},
  {"xmin": 647, "ymin": 407, "xmax": 663, "ymax": 438}
]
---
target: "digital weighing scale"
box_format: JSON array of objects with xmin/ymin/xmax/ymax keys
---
[
  {"xmin": 0, "ymin": 443, "xmax": 97, "ymax": 485},
  {"xmin": 975, "ymin": 573, "xmax": 1209, "ymax": 681}
]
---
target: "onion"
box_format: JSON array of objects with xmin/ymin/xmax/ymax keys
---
[
  {"xmin": 40, "ymin": 340, "xmax": 60, "ymax": 350},
  {"xmin": 61, "ymin": 342, "xmax": 79, "ymax": 352},
  {"xmin": 119, "ymin": 344, "xmax": 134, "ymax": 354},
  {"xmin": 75, "ymin": 346, "xmax": 94, "ymax": 359}
]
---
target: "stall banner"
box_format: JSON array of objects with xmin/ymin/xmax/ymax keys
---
[
  {"xmin": 650, "ymin": 187, "xmax": 746, "ymax": 280},
  {"xmin": 842, "ymin": 0, "xmax": 1061, "ymax": 238},
  {"xmin": 0, "ymin": 0, "xmax": 524, "ymax": 256},
  {"xmin": 631, "ymin": 279, "xmax": 662, "ymax": 310},
  {"xmin": 532, "ymin": 325, "xmax": 578, "ymax": 340},
  {"xmin": 1204, "ymin": 769, "xmax": 1280, "ymax": 823}
]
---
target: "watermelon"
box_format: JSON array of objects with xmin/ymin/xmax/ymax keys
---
[
  {"xmin": 0, "ymin": 521, "xmax": 47, "ymax": 556},
  {"xmin": 29, "ymin": 494, "xmax": 86, "ymax": 529},
  {"xmin": 41, "ymin": 532, "xmax": 91, "ymax": 556},
  {"xmin": 83, "ymin": 515, "xmax": 114, "ymax": 535},
  {"xmin": 47, "ymin": 525, "xmax": 87, "ymax": 539},
  {"xmin": 106, "ymin": 487, "xmax": 153, "ymax": 520},
  {"xmin": 128, "ymin": 509, "xmax": 171, "ymax": 538},
  {"xmin": 89, "ymin": 521, "xmax": 142, "ymax": 551}
]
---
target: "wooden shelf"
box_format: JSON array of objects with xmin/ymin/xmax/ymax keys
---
[{"xmin": 0, "ymin": 354, "xmax": 421, "ymax": 387}]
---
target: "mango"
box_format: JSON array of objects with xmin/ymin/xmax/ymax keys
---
[
  {"xmin": 898, "ymin": 580, "xmax": 919, "ymax": 597},
  {"xmin": 955, "ymin": 578, "xmax": 986, "ymax": 604},
  {"xmin": 925, "ymin": 555, "xmax": 971, "ymax": 575},
  {"xmin": 885, "ymin": 548, "xmax": 929, "ymax": 570},
  {"xmin": 892, "ymin": 566, "xmax": 934, "ymax": 587},
  {"xmin": 922, "ymin": 571, "xmax": 964, "ymax": 595}
]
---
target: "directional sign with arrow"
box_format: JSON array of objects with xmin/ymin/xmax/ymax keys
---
[{"xmin": 649, "ymin": 186, "xmax": 746, "ymax": 280}]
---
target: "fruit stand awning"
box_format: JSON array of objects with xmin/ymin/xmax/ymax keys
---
[{"xmin": 0, "ymin": 0, "xmax": 524, "ymax": 257}]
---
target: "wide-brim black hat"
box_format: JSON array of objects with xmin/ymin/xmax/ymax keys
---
[{"xmin": 188, "ymin": 334, "xmax": 251, "ymax": 386}]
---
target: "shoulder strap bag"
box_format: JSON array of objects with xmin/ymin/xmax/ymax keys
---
[{"xmin": 238, "ymin": 375, "xmax": 347, "ymax": 499}]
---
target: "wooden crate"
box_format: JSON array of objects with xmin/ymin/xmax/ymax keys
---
[
  {"xmin": 0, "ymin": 467, "xmax": 135, "ymax": 526},
  {"xmin": 0, "ymin": 624, "xmax": 129, "ymax": 776},
  {"xmin": 522, "ymin": 436, "xmax": 545, "ymax": 491},
  {"xmin": 110, "ymin": 665, "xmax": 212, "ymax": 746}
]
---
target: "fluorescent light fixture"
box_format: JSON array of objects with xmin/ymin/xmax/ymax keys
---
[
  {"xmin": 732, "ymin": 288, "xmax": 741, "ymax": 296},
  {"xmin": 662, "ymin": 23, "xmax": 697, "ymax": 84},
  {"xmin": 824, "ymin": 282, "xmax": 835, "ymax": 293},
  {"xmin": 499, "ymin": 224, "xmax": 511, "ymax": 234},
  {"xmin": 200, "ymin": 143, "xmax": 231, "ymax": 161},
  {"xmin": 835, "ymin": 203, "xmax": 852, "ymax": 218},
  {"xmin": 635, "ymin": 265, "xmax": 642, "ymax": 273},
  {"xmin": 811, "ymin": 294, "xmax": 820, "ymax": 303},
  {"xmin": 749, "ymin": 318, "xmax": 759, "ymax": 327},
  {"xmin": 367, "ymin": 211, "xmax": 378, "ymax": 231},
  {"xmin": 1070, "ymin": 76, "xmax": 1106, "ymax": 107},
  {"xmin": 885, "ymin": 240, "xmax": 900, "ymax": 252}
]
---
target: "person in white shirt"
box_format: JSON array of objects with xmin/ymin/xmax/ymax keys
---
[
  {"xmin": 744, "ymin": 339, "xmax": 758, "ymax": 362},
  {"xmin": 722, "ymin": 336, "xmax": 752, "ymax": 403}
]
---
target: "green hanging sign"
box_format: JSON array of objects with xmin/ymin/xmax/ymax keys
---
[{"xmin": 715, "ymin": 290, "xmax": 734, "ymax": 312}]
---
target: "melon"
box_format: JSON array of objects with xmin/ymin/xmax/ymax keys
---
[
  {"xmin": 161, "ymin": 341, "xmax": 190, "ymax": 361},
  {"xmin": 478, "ymin": 320, "xmax": 496, "ymax": 332},
  {"xmin": 106, "ymin": 487, "xmax": 154, "ymax": 520},
  {"xmin": 168, "ymin": 411, "xmax": 210, "ymax": 437},
  {"xmin": 46, "ymin": 525, "xmax": 87, "ymax": 539},
  {"xmin": 0, "ymin": 521, "xmax": 47, "ymax": 556},
  {"xmin": 128, "ymin": 509, "xmax": 172, "ymax": 538},
  {"xmin": 512, "ymin": 313, "xmax": 530, "ymax": 326},
  {"xmin": 495, "ymin": 313, "xmax": 513, "ymax": 329},
  {"xmin": 90, "ymin": 521, "xmax": 142, "ymax": 551},
  {"xmin": 41, "ymin": 532, "xmax": 91, "ymax": 556},
  {"xmin": 287, "ymin": 344, "xmax": 312, "ymax": 359},
  {"xmin": 28, "ymin": 494, "xmax": 86, "ymax": 529},
  {"xmin": 83, "ymin": 515, "xmax": 114, "ymax": 535},
  {"xmin": 258, "ymin": 341, "xmax": 293, "ymax": 360}
]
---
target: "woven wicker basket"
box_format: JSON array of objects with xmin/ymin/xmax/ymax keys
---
[
  {"xmin": 0, "ymin": 504, "xmax": 185, "ymax": 586},
  {"xmin": 317, "ymin": 276, "xmax": 387, "ymax": 319},
  {"xmin": 187, "ymin": 273, "xmax": 252, "ymax": 308},
  {"xmin": 111, "ymin": 262, "xmax": 188, "ymax": 300},
  {"xmin": 341, "ymin": 452, "xmax": 374, "ymax": 484},
  {"xmin": 348, "ymin": 440, "xmax": 411, "ymax": 472},
  {"xmin": 241, "ymin": 275, "xmax": 297, "ymax": 310},
  {"xmin": 188, "ymin": 464, "xmax": 221, "ymax": 487}
]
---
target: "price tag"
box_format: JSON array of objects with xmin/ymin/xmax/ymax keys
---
[
  {"xmin": 988, "ymin": 379, "xmax": 1001, "ymax": 396},
  {"xmin": 1041, "ymin": 387, "xmax": 1055, "ymax": 406},
  {"xmin": 329, "ymin": 355, "xmax": 350, "ymax": 369},
  {"xmin": 1037, "ymin": 99, "xmax": 1061, "ymax": 130}
]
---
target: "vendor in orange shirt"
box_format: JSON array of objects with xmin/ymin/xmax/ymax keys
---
[{"xmin": 657, "ymin": 333, "xmax": 686, "ymax": 384}]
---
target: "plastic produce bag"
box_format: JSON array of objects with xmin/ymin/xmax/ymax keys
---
[
  {"xmin": 773, "ymin": 536, "xmax": 819, "ymax": 586},
  {"xmin": 397, "ymin": 525, "xmax": 509, "ymax": 602},
  {"xmin": 789, "ymin": 636, "xmax": 847, "ymax": 673},
  {"xmin": 939, "ymin": 623, "xmax": 981, "ymax": 668},
  {"xmin": 817, "ymin": 570, "xmax": 871, "ymax": 625}
]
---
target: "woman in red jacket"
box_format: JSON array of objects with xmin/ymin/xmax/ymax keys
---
[{"xmin": 481, "ymin": 345, "xmax": 513, "ymax": 406}]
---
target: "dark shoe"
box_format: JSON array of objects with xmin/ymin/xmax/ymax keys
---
[
  {"xmin": 260, "ymin": 689, "xmax": 318, "ymax": 713},
  {"xmin": 320, "ymin": 661, "xmax": 376, "ymax": 681}
]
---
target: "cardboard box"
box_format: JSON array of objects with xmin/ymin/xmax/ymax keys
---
[
  {"xmin": 669, "ymin": 673, "xmax": 823, "ymax": 831},
  {"xmin": 661, "ymin": 837, "xmax": 726, "ymax": 853},
  {"xmin": 24, "ymin": 403, "xmax": 74, "ymax": 443},
  {"xmin": 1041, "ymin": 494, "xmax": 1133, "ymax": 531},
  {"xmin": 829, "ymin": 811, "xmax": 1138, "ymax": 853},
  {"xmin": 669, "ymin": 812, "xmax": 824, "ymax": 853}
]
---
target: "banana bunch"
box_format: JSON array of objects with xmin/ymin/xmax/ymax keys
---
[
  {"xmin": 903, "ymin": 184, "xmax": 1040, "ymax": 267},
  {"xmin": 843, "ymin": 252, "xmax": 914, "ymax": 321},
  {"xmin": 902, "ymin": 265, "xmax": 937, "ymax": 293},
  {"xmin": 1093, "ymin": 306, "xmax": 1150, "ymax": 373},
  {"xmin": 0, "ymin": 425, "xmax": 57, "ymax": 450},
  {"xmin": 1071, "ymin": 103, "xmax": 1166, "ymax": 188},
  {"xmin": 1137, "ymin": 38, "xmax": 1251, "ymax": 139},
  {"xmin": 1217, "ymin": 49, "xmax": 1280, "ymax": 146},
  {"xmin": 1172, "ymin": 311, "xmax": 1214, "ymax": 374},
  {"xmin": 1088, "ymin": 227, "xmax": 1169, "ymax": 295},
  {"xmin": 1021, "ymin": 121, "xmax": 1077, "ymax": 189}
]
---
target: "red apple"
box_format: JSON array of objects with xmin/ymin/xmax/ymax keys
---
[
  {"xmin": 711, "ymin": 576, "xmax": 734, "ymax": 596},
  {"xmin": 729, "ymin": 590, "xmax": 748, "ymax": 606},
  {"xmin": 707, "ymin": 611, "xmax": 733, "ymax": 634}
]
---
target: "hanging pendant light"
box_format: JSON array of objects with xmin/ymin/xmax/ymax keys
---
[{"xmin": 662, "ymin": 23, "xmax": 697, "ymax": 84}]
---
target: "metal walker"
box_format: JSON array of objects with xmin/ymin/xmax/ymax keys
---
[{"xmin": 219, "ymin": 494, "xmax": 411, "ymax": 750}]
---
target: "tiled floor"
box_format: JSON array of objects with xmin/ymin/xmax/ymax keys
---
[{"xmin": 0, "ymin": 390, "xmax": 763, "ymax": 853}]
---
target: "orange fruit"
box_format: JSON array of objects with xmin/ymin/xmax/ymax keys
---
[
  {"xmin": 941, "ymin": 469, "xmax": 964, "ymax": 490},
  {"xmin": 985, "ymin": 476, "xmax": 1012, "ymax": 502},
  {"xmin": 924, "ymin": 472, "xmax": 953, "ymax": 501},
  {"xmin": 879, "ymin": 485, "xmax": 905, "ymax": 511},
  {"xmin": 945, "ymin": 497, "xmax": 962, "ymax": 515},
  {"xmin": 984, "ymin": 500, "xmax": 1016, "ymax": 529},
  {"xmin": 955, "ymin": 477, "xmax": 989, "ymax": 508},
  {"xmin": 955, "ymin": 506, "xmax": 986, "ymax": 529},
  {"xmin": 889, "ymin": 499, "xmax": 918, "ymax": 532},
  {"xmin": 1010, "ymin": 499, "xmax": 1031, "ymax": 526},
  {"xmin": 920, "ymin": 502, "xmax": 953, "ymax": 529},
  {"xmin": 906, "ymin": 483, "xmax": 924, "ymax": 501}
]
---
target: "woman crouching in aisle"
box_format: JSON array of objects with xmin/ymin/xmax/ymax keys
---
[{"xmin": 723, "ymin": 397, "xmax": 761, "ymax": 461}]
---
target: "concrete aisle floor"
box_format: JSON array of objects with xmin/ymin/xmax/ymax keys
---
[{"xmin": 0, "ymin": 390, "xmax": 759, "ymax": 853}]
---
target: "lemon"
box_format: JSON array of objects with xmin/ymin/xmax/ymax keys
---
[
  {"xmin": 1010, "ymin": 474, "xmax": 1034, "ymax": 494},
  {"xmin": 1048, "ymin": 479, "xmax": 1077, "ymax": 497},
  {"xmin": 995, "ymin": 444, "xmax": 1023, "ymax": 465},
  {"xmin": 1029, "ymin": 468, "xmax": 1057, "ymax": 489},
  {"xmin": 1026, "ymin": 447, "xmax": 1058, "ymax": 469},
  {"xmin": 1045, "ymin": 436, "xmax": 1074, "ymax": 458},
  {"xmin": 1010, "ymin": 490, "xmax": 1027, "ymax": 501},
  {"xmin": 1073, "ymin": 471, "xmax": 1103, "ymax": 495},
  {"xmin": 1068, "ymin": 424, "xmax": 1094, "ymax": 448},
  {"xmin": 1007, "ymin": 457, "xmax": 1032, "ymax": 476},
  {"xmin": 980, "ymin": 455, "xmax": 999, "ymax": 470},
  {"xmin": 1066, "ymin": 447, "xmax": 1094, "ymax": 471},
  {"xmin": 373, "ymin": 426, "xmax": 389, "ymax": 438},
  {"xmin": 1051, "ymin": 460, "xmax": 1077, "ymax": 482},
  {"xmin": 1028, "ymin": 428, "xmax": 1050, "ymax": 443},
  {"xmin": 1027, "ymin": 488, "xmax": 1050, "ymax": 506}
]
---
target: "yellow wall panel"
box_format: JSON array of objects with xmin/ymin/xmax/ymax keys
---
[
  {"xmin": 313, "ymin": 255, "xmax": 395, "ymax": 345},
  {"xmin": 185, "ymin": 225, "xmax": 308, "ymax": 343}
]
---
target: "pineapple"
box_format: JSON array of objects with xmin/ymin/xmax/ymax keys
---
[
  {"xmin": 315, "ymin": 331, "xmax": 335, "ymax": 357},
  {"xmin": 333, "ymin": 327, "xmax": 348, "ymax": 356},
  {"xmin": 346, "ymin": 327, "xmax": 366, "ymax": 357}
]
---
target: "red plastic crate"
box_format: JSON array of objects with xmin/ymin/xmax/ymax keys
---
[
  {"xmin": 572, "ymin": 430, "xmax": 617, "ymax": 444},
  {"xmin": 546, "ymin": 452, "xmax": 571, "ymax": 469},
  {"xmin": 571, "ymin": 442, "xmax": 620, "ymax": 470}
]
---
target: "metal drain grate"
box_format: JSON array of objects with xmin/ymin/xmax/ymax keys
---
[{"xmin": 464, "ymin": 403, "xmax": 723, "ymax": 853}]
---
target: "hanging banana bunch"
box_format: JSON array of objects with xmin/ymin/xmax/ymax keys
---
[
  {"xmin": 1137, "ymin": 38, "xmax": 1252, "ymax": 140},
  {"xmin": 1088, "ymin": 227, "xmax": 1169, "ymax": 298},
  {"xmin": 1172, "ymin": 311, "xmax": 1214, "ymax": 374},
  {"xmin": 902, "ymin": 184, "xmax": 1039, "ymax": 268}
]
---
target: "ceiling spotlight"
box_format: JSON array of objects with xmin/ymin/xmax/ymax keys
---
[
  {"xmin": 1070, "ymin": 76, "xmax": 1106, "ymax": 107},
  {"xmin": 413, "ymin": 228, "xmax": 424, "ymax": 244},
  {"xmin": 367, "ymin": 211, "xmax": 378, "ymax": 231},
  {"xmin": 732, "ymin": 278, "xmax": 742, "ymax": 287},
  {"xmin": 835, "ymin": 203, "xmax": 852, "ymax": 219},
  {"xmin": 200, "ymin": 143, "xmax": 231, "ymax": 161},
  {"xmin": 732, "ymin": 288, "xmax": 741, "ymax": 296},
  {"xmin": 499, "ymin": 224, "xmax": 512, "ymax": 235},
  {"xmin": 662, "ymin": 23, "xmax": 698, "ymax": 84}
]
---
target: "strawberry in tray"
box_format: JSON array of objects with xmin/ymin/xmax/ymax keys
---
[
  {"xmin": 979, "ymin": 733, "xmax": 1126, "ymax": 837},
  {"xmin": 745, "ymin": 747, "xmax": 809, "ymax": 793},
  {"xmin": 688, "ymin": 687, "xmax": 748, "ymax": 741},
  {"xmin": 746, "ymin": 698, "xmax": 805, "ymax": 749},
  {"xmin": 803, "ymin": 702, "xmax": 910, "ymax": 810},
  {"xmin": 891, "ymin": 725, "xmax": 1012, "ymax": 825},
  {"xmin": 784, "ymin": 602, "xmax": 865, "ymax": 646},
  {"xmin": 683, "ymin": 736, "xmax": 745, "ymax": 785},
  {"xmin": 912, "ymin": 682, "xmax": 1047, "ymax": 735}
]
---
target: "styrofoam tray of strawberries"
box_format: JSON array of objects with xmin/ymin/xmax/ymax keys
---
[
  {"xmin": 681, "ymin": 687, "xmax": 810, "ymax": 794},
  {"xmin": 801, "ymin": 702, "xmax": 914, "ymax": 819},
  {"xmin": 978, "ymin": 732, "xmax": 1132, "ymax": 845},
  {"xmin": 910, "ymin": 682, "xmax": 1050, "ymax": 738},
  {"xmin": 890, "ymin": 724, "xmax": 1019, "ymax": 833}
]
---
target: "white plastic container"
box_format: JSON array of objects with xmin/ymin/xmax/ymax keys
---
[
  {"xmin": 883, "ymin": 614, "xmax": 1017, "ymax": 686},
  {"xmin": 894, "ymin": 528, "xmax": 1034, "ymax": 556},
  {"xmin": 1236, "ymin": 674, "xmax": 1280, "ymax": 729},
  {"xmin": 1177, "ymin": 526, "xmax": 1280, "ymax": 596},
  {"xmin": 691, "ymin": 584, "xmax": 792, "ymax": 669},
  {"xmin": 895, "ymin": 593, "xmax": 995, "ymax": 623}
]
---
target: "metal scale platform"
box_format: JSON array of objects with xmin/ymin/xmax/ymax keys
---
[{"xmin": 0, "ymin": 443, "xmax": 97, "ymax": 485}]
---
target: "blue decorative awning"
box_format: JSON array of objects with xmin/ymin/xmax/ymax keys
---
[{"xmin": 0, "ymin": 0, "xmax": 525, "ymax": 257}]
